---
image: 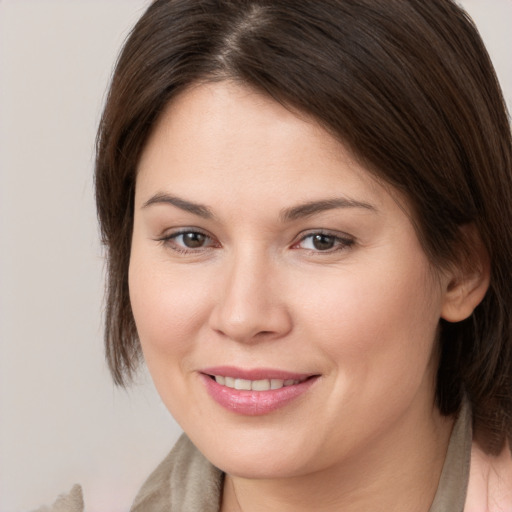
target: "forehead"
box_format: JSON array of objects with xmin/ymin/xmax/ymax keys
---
[
  {"xmin": 137, "ymin": 81, "xmax": 389, "ymax": 202},
  {"xmin": 133, "ymin": 83, "xmax": 428, "ymax": 250},
  {"xmin": 140, "ymin": 81, "xmax": 346, "ymax": 171}
]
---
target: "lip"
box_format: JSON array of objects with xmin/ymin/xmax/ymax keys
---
[{"xmin": 200, "ymin": 366, "xmax": 319, "ymax": 416}]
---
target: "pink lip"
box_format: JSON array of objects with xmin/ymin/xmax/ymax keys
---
[{"xmin": 200, "ymin": 367, "xmax": 319, "ymax": 416}]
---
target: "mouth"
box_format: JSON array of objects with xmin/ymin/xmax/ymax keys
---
[
  {"xmin": 207, "ymin": 374, "xmax": 310, "ymax": 391},
  {"xmin": 200, "ymin": 367, "xmax": 320, "ymax": 415}
]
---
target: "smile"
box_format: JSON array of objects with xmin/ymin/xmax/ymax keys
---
[
  {"xmin": 200, "ymin": 367, "xmax": 319, "ymax": 416},
  {"xmin": 211, "ymin": 375, "xmax": 308, "ymax": 391}
]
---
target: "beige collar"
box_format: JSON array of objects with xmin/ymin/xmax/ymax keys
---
[{"xmin": 429, "ymin": 399, "xmax": 472, "ymax": 512}]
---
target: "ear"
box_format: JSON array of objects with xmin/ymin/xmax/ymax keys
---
[{"xmin": 440, "ymin": 225, "xmax": 490, "ymax": 323}]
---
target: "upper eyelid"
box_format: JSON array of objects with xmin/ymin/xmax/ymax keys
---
[
  {"xmin": 158, "ymin": 227, "xmax": 212, "ymax": 239},
  {"xmin": 156, "ymin": 227, "xmax": 355, "ymax": 248},
  {"xmin": 155, "ymin": 228, "xmax": 216, "ymax": 246},
  {"xmin": 292, "ymin": 230, "xmax": 356, "ymax": 252},
  {"xmin": 295, "ymin": 228, "xmax": 354, "ymax": 242},
  {"xmin": 156, "ymin": 229, "xmax": 218, "ymax": 255},
  {"xmin": 157, "ymin": 228, "xmax": 351, "ymax": 238}
]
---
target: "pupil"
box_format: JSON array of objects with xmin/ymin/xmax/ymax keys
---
[
  {"xmin": 184, "ymin": 232, "xmax": 206, "ymax": 248},
  {"xmin": 313, "ymin": 234, "xmax": 334, "ymax": 250}
]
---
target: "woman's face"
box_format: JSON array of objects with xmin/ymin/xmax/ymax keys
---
[{"xmin": 130, "ymin": 81, "xmax": 451, "ymax": 479}]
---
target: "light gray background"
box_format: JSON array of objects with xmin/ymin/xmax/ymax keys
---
[{"xmin": 0, "ymin": 1, "xmax": 510, "ymax": 511}]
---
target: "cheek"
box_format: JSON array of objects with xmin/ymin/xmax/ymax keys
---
[
  {"xmin": 128, "ymin": 250, "xmax": 212, "ymax": 367},
  {"xmin": 301, "ymin": 257, "xmax": 441, "ymax": 391},
  {"xmin": 291, "ymin": 258, "xmax": 443, "ymax": 452}
]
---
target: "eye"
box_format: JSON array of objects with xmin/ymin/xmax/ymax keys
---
[
  {"xmin": 295, "ymin": 232, "xmax": 354, "ymax": 252},
  {"xmin": 157, "ymin": 229, "xmax": 218, "ymax": 253},
  {"xmin": 175, "ymin": 231, "xmax": 208, "ymax": 248}
]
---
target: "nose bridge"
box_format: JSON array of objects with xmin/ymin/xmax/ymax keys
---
[{"xmin": 209, "ymin": 244, "xmax": 291, "ymax": 342}]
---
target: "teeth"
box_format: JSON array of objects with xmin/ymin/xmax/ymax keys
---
[
  {"xmin": 235, "ymin": 378, "xmax": 252, "ymax": 390},
  {"xmin": 213, "ymin": 375, "xmax": 304, "ymax": 391},
  {"xmin": 271, "ymin": 379, "xmax": 284, "ymax": 389},
  {"xmin": 252, "ymin": 379, "xmax": 271, "ymax": 391}
]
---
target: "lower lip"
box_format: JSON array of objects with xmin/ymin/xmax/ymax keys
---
[{"xmin": 201, "ymin": 374, "xmax": 318, "ymax": 416}]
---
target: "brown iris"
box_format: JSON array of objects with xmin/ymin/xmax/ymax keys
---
[
  {"xmin": 312, "ymin": 234, "xmax": 335, "ymax": 251},
  {"xmin": 182, "ymin": 232, "xmax": 207, "ymax": 248}
]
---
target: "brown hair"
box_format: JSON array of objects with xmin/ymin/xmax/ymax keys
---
[{"xmin": 95, "ymin": 0, "xmax": 512, "ymax": 452}]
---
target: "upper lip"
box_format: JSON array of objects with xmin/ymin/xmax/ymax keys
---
[{"xmin": 201, "ymin": 366, "xmax": 316, "ymax": 381}]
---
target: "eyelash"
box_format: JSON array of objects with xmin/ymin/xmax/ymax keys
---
[
  {"xmin": 156, "ymin": 229, "xmax": 218, "ymax": 254},
  {"xmin": 156, "ymin": 229, "xmax": 355, "ymax": 255},
  {"xmin": 294, "ymin": 231, "xmax": 355, "ymax": 253}
]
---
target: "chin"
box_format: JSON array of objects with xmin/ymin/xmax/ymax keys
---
[
  {"xmin": 208, "ymin": 449, "xmax": 309, "ymax": 480},
  {"xmin": 187, "ymin": 424, "xmax": 321, "ymax": 479}
]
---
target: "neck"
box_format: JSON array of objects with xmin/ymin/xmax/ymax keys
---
[{"xmin": 221, "ymin": 405, "xmax": 454, "ymax": 512}]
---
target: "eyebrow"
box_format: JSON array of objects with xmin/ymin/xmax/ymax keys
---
[
  {"xmin": 142, "ymin": 193, "xmax": 214, "ymax": 219},
  {"xmin": 280, "ymin": 198, "xmax": 377, "ymax": 221},
  {"xmin": 142, "ymin": 193, "xmax": 377, "ymax": 221}
]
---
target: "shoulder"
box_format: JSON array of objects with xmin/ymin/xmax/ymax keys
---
[
  {"xmin": 130, "ymin": 433, "xmax": 223, "ymax": 512},
  {"xmin": 465, "ymin": 440, "xmax": 512, "ymax": 512},
  {"xmin": 33, "ymin": 484, "xmax": 84, "ymax": 512}
]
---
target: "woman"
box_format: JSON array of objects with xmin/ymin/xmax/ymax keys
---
[{"xmin": 44, "ymin": 0, "xmax": 512, "ymax": 510}]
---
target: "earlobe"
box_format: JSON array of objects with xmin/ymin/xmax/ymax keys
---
[{"xmin": 440, "ymin": 227, "xmax": 490, "ymax": 323}]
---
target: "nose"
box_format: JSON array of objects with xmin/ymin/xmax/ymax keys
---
[{"xmin": 208, "ymin": 249, "xmax": 293, "ymax": 343}]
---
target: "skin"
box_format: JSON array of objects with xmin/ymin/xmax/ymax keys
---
[{"xmin": 129, "ymin": 81, "xmax": 488, "ymax": 512}]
